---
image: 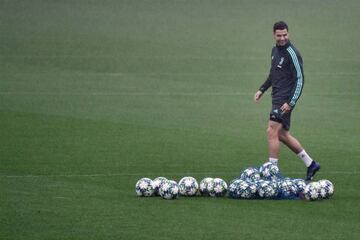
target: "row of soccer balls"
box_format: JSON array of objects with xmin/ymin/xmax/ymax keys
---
[
  {"xmin": 135, "ymin": 176, "xmax": 334, "ymax": 201},
  {"xmin": 135, "ymin": 176, "xmax": 227, "ymax": 199},
  {"xmin": 229, "ymin": 162, "xmax": 334, "ymax": 200},
  {"xmin": 136, "ymin": 161, "xmax": 334, "ymax": 201},
  {"xmin": 229, "ymin": 178, "xmax": 334, "ymax": 200}
]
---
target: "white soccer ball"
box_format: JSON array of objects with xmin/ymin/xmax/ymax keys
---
[
  {"xmin": 270, "ymin": 180, "xmax": 280, "ymax": 197},
  {"xmin": 228, "ymin": 179, "xmax": 242, "ymax": 199},
  {"xmin": 228, "ymin": 179, "xmax": 240, "ymax": 199},
  {"xmin": 293, "ymin": 179, "xmax": 307, "ymax": 198},
  {"xmin": 209, "ymin": 178, "xmax": 228, "ymax": 197},
  {"xmin": 199, "ymin": 177, "xmax": 214, "ymax": 196},
  {"xmin": 318, "ymin": 179, "xmax": 334, "ymax": 199},
  {"xmin": 153, "ymin": 177, "xmax": 168, "ymax": 196},
  {"xmin": 304, "ymin": 182, "xmax": 321, "ymax": 201},
  {"xmin": 178, "ymin": 176, "xmax": 199, "ymax": 196},
  {"xmin": 278, "ymin": 178, "xmax": 298, "ymax": 199},
  {"xmin": 240, "ymin": 167, "xmax": 261, "ymax": 182},
  {"xmin": 259, "ymin": 162, "xmax": 280, "ymax": 180},
  {"xmin": 228, "ymin": 179, "xmax": 257, "ymax": 199},
  {"xmin": 135, "ymin": 178, "xmax": 155, "ymax": 197},
  {"xmin": 159, "ymin": 180, "xmax": 179, "ymax": 200},
  {"xmin": 257, "ymin": 180, "xmax": 277, "ymax": 199}
]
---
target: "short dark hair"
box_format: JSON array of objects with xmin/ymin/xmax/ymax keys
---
[{"xmin": 273, "ymin": 21, "xmax": 288, "ymax": 33}]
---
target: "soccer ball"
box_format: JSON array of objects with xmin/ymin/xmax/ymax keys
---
[
  {"xmin": 153, "ymin": 177, "xmax": 168, "ymax": 196},
  {"xmin": 304, "ymin": 182, "xmax": 321, "ymax": 201},
  {"xmin": 178, "ymin": 176, "xmax": 199, "ymax": 196},
  {"xmin": 209, "ymin": 178, "xmax": 227, "ymax": 197},
  {"xmin": 259, "ymin": 162, "xmax": 280, "ymax": 180},
  {"xmin": 199, "ymin": 177, "xmax": 214, "ymax": 196},
  {"xmin": 257, "ymin": 180, "xmax": 277, "ymax": 199},
  {"xmin": 278, "ymin": 178, "xmax": 298, "ymax": 199},
  {"xmin": 270, "ymin": 180, "xmax": 280, "ymax": 197},
  {"xmin": 318, "ymin": 179, "xmax": 334, "ymax": 199},
  {"xmin": 228, "ymin": 179, "xmax": 239, "ymax": 199},
  {"xmin": 228, "ymin": 179, "xmax": 243, "ymax": 199},
  {"xmin": 135, "ymin": 178, "xmax": 155, "ymax": 197},
  {"xmin": 228, "ymin": 179, "xmax": 257, "ymax": 199},
  {"xmin": 240, "ymin": 167, "xmax": 261, "ymax": 182},
  {"xmin": 159, "ymin": 180, "xmax": 179, "ymax": 200},
  {"xmin": 293, "ymin": 178, "xmax": 307, "ymax": 198}
]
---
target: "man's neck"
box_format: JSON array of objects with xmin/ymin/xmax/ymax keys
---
[{"xmin": 276, "ymin": 41, "xmax": 291, "ymax": 48}]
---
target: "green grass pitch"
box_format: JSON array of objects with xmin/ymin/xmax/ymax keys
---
[{"xmin": 1, "ymin": 0, "xmax": 360, "ymax": 239}]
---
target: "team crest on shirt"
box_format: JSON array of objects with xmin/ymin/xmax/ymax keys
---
[{"xmin": 277, "ymin": 57, "xmax": 284, "ymax": 68}]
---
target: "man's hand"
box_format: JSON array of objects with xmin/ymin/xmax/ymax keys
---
[
  {"xmin": 254, "ymin": 90, "xmax": 263, "ymax": 103},
  {"xmin": 280, "ymin": 102, "xmax": 292, "ymax": 114}
]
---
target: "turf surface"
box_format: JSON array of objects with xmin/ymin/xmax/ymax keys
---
[{"xmin": 1, "ymin": 0, "xmax": 360, "ymax": 239}]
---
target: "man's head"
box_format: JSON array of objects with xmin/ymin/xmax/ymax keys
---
[{"xmin": 273, "ymin": 21, "xmax": 289, "ymax": 46}]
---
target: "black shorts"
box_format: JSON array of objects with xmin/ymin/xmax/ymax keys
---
[{"xmin": 269, "ymin": 105, "xmax": 292, "ymax": 131}]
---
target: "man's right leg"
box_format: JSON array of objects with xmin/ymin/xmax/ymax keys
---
[{"xmin": 267, "ymin": 120, "xmax": 283, "ymax": 164}]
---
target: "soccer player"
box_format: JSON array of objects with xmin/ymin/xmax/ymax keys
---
[{"xmin": 254, "ymin": 21, "xmax": 320, "ymax": 181}]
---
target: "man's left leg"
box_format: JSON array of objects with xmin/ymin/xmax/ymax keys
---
[{"xmin": 279, "ymin": 129, "xmax": 320, "ymax": 181}]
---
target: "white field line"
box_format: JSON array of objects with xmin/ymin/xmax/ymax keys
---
[
  {"xmin": 1, "ymin": 171, "xmax": 359, "ymax": 178},
  {"xmin": 104, "ymin": 72, "xmax": 360, "ymax": 76},
  {"xmin": 4, "ymin": 54, "xmax": 360, "ymax": 62},
  {"xmin": 5, "ymin": 72, "xmax": 360, "ymax": 76},
  {"xmin": 0, "ymin": 92, "xmax": 358, "ymax": 96},
  {"xmin": 5, "ymin": 55, "xmax": 269, "ymax": 61},
  {"xmin": 0, "ymin": 91, "xmax": 252, "ymax": 96}
]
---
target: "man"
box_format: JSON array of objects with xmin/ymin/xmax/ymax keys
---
[{"xmin": 254, "ymin": 21, "xmax": 320, "ymax": 181}]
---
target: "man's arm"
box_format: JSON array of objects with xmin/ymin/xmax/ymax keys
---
[
  {"xmin": 286, "ymin": 47, "xmax": 304, "ymax": 108},
  {"xmin": 254, "ymin": 75, "xmax": 271, "ymax": 103},
  {"xmin": 255, "ymin": 47, "xmax": 274, "ymax": 103},
  {"xmin": 259, "ymin": 75, "xmax": 272, "ymax": 93}
]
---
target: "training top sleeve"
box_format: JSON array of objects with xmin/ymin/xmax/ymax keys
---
[
  {"xmin": 286, "ymin": 46, "xmax": 304, "ymax": 107},
  {"xmin": 259, "ymin": 48, "xmax": 274, "ymax": 93},
  {"xmin": 259, "ymin": 75, "xmax": 271, "ymax": 93}
]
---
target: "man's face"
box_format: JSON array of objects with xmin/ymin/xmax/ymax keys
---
[{"xmin": 273, "ymin": 29, "xmax": 289, "ymax": 46}]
